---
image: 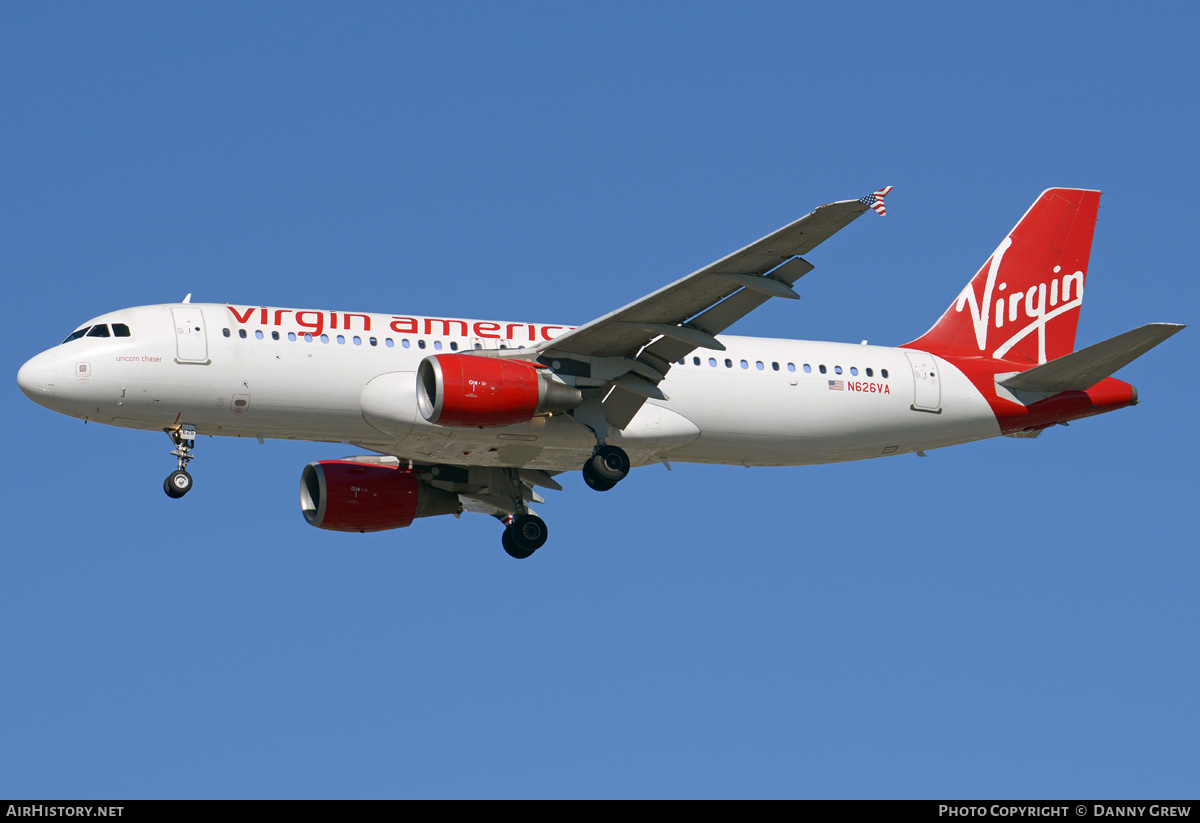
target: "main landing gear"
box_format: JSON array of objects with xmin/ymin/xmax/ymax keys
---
[
  {"xmin": 163, "ymin": 424, "xmax": 197, "ymax": 499},
  {"xmin": 572, "ymin": 397, "xmax": 631, "ymax": 492},
  {"xmin": 582, "ymin": 444, "xmax": 630, "ymax": 492},
  {"xmin": 496, "ymin": 467, "xmax": 549, "ymax": 560},
  {"xmin": 502, "ymin": 513, "xmax": 549, "ymax": 560}
]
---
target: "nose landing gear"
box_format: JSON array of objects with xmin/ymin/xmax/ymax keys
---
[
  {"xmin": 163, "ymin": 424, "xmax": 197, "ymax": 499},
  {"xmin": 164, "ymin": 469, "xmax": 193, "ymax": 498}
]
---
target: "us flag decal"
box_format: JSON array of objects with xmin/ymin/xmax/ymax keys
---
[
  {"xmin": 828, "ymin": 380, "xmax": 844, "ymax": 391},
  {"xmin": 858, "ymin": 186, "xmax": 893, "ymax": 216}
]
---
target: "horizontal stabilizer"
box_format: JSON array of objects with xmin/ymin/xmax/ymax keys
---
[{"xmin": 999, "ymin": 323, "xmax": 1185, "ymax": 393}]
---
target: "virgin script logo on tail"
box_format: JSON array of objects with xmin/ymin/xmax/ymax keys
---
[{"xmin": 954, "ymin": 236, "xmax": 1085, "ymax": 363}]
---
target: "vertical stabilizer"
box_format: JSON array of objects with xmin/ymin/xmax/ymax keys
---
[{"xmin": 905, "ymin": 188, "xmax": 1101, "ymax": 364}]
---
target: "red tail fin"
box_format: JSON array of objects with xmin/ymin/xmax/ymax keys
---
[{"xmin": 905, "ymin": 188, "xmax": 1101, "ymax": 364}]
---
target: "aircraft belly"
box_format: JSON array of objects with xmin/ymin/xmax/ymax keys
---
[
  {"xmin": 362, "ymin": 400, "xmax": 701, "ymax": 471},
  {"xmin": 378, "ymin": 413, "xmax": 593, "ymax": 469}
]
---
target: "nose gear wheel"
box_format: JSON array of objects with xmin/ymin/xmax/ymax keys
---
[{"xmin": 163, "ymin": 424, "xmax": 198, "ymax": 499}]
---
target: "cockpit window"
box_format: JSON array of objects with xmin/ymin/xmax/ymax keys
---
[
  {"xmin": 112, "ymin": 323, "xmax": 131, "ymax": 337},
  {"xmin": 86, "ymin": 325, "xmax": 111, "ymax": 338},
  {"xmin": 62, "ymin": 327, "xmax": 91, "ymax": 344}
]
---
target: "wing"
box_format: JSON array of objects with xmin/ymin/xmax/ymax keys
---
[
  {"xmin": 344, "ymin": 450, "xmax": 564, "ymax": 516},
  {"xmin": 536, "ymin": 191, "xmax": 887, "ymax": 428}
]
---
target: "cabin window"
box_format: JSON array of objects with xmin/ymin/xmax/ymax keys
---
[
  {"xmin": 787, "ymin": 363, "xmax": 796, "ymax": 372},
  {"xmin": 337, "ymin": 335, "xmax": 345, "ymax": 344},
  {"xmin": 803, "ymin": 364, "xmax": 811, "ymax": 373},
  {"xmin": 881, "ymin": 369, "xmax": 889, "ymax": 378},
  {"xmin": 772, "ymin": 362, "xmax": 779, "ymax": 371},
  {"xmin": 288, "ymin": 332, "xmax": 297, "ymax": 341},
  {"xmin": 819, "ymin": 365, "xmax": 827, "ymax": 374},
  {"xmin": 866, "ymin": 368, "xmax": 873, "ymax": 377},
  {"xmin": 724, "ymin": 359, "xmax": 733, "ymax": 368},
  {"xmin": 693, "ymin": 357, "xmax": 701, "ymax": 366},
  {"xmin": 222, "ymin": 328, "xmax": 231, "ymax": 338},
  {"xmin": 834, "ymin": 365, "xmax": 842, "ymax": 375},
  {"xmin": 708, "ymin": 358, "xmax": 717, "ymax": 367},
  {"xmin": 450, "ymin": 341, "xmax": 458, "ymax": 351},
  {"xmin": 433, "ymin": 341, "xmax": 442, "ymax": 350},
  {"xmin": 239, "ymin": 329, "xmax": 247, "ymax": 339},
  {"xmin": 756, "ymin": 361, "xmax": 764, "ymax": 370},
  {"xmin": 352, "ymin": 336, "xmax": 361, "ymax": 345},
  {"xmin": 303, "ymin": 333, "xmax": 313, "ymax": 342},
  {"xmin": 850, "ymin": 367, "xmax": 858, "ymax": 376},
  {"xmin": 112, "ymin": 324, "xmax": 131, "ymax": 337},
  {"xmin": 740, "ymin": 359, "xmax": 748, "ymax": 369},
  {"xmin": 255, "ymin": 330, "xmax": 264, "ymax": 340},
  {"xmin": 402, "ymin": 339, "xmax": 411, "ymax": 348},
  {"xmin": 369, "ymin": 337, "xmax": 378, "ymax": 346},
  {"xmin": 385, "ymin": 338, "xmax": 394, "ymax": 348},
  {"xmin": 320, "ymin": 334, "xmax": 329, "ymax": 343},
  {"xmin": 272, "ymin": 331, "xmax": 280, "ymax": 341},
  {"xmin": 418, "ymin": 339, "xmax": 426, "ymax": 349}
]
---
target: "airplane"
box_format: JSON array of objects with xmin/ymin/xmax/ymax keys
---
[{"xmin": 16, "ymin": 187, "xmax": 1184, "ymax": 559}]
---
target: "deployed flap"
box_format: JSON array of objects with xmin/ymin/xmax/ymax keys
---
[
  {"xmin": 520, "ymin": 469, "xmax": 563, "ymax": 491},
  {"xmin": 999, "ymin": 323, "xmax": 1185, "ymax": 393}
]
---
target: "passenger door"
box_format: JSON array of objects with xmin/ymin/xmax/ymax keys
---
[
  {"xmin": 905, "ymin": 350, "xmax": 941, "ymax": 413},
  {"xmin": 171, "ymin": 307, "xmax": 210, "ymax": 364}
]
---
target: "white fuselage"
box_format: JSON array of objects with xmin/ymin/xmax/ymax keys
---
[{"xmin": 18, "ymin": 303, "xmax": 1002, "ymax": 470}]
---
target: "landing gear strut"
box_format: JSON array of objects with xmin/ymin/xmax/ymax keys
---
[
  {"xmin": 582, "ymin": 444, "xmax": 629, "ymax": 492},
  {"xmin": 163, "ymin": 424, "xmax": 197, "ymax": 499},
  {"xmin": 572, "ymin": 396, "xmax": 631, "ymax": 492}
]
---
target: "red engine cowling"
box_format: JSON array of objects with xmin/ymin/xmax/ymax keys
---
[
  {"xmin": 416, "ymin": 354, "xmax": 582, "ymax": 428},
  {"xmin": 300, "ymin": 460, "xmax": 460, "ymax": 532}
]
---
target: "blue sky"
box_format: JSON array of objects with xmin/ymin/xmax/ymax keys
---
[{"xmin": 2, "ymin": 3, "xmax": 1196, "ymax": 799}]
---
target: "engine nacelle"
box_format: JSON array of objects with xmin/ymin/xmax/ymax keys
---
[
  {"xmin": 300, "ymin": 460, "xmax": 460, "ymax": 532},
  {"xmin": 416, "ymin": 354, "xmax": 582, "ymax": 428}
]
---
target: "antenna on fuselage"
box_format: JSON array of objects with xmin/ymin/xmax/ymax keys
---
[{"xmin": 181, "ymin": 293, "xmax": 192, "ymax": 303}]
